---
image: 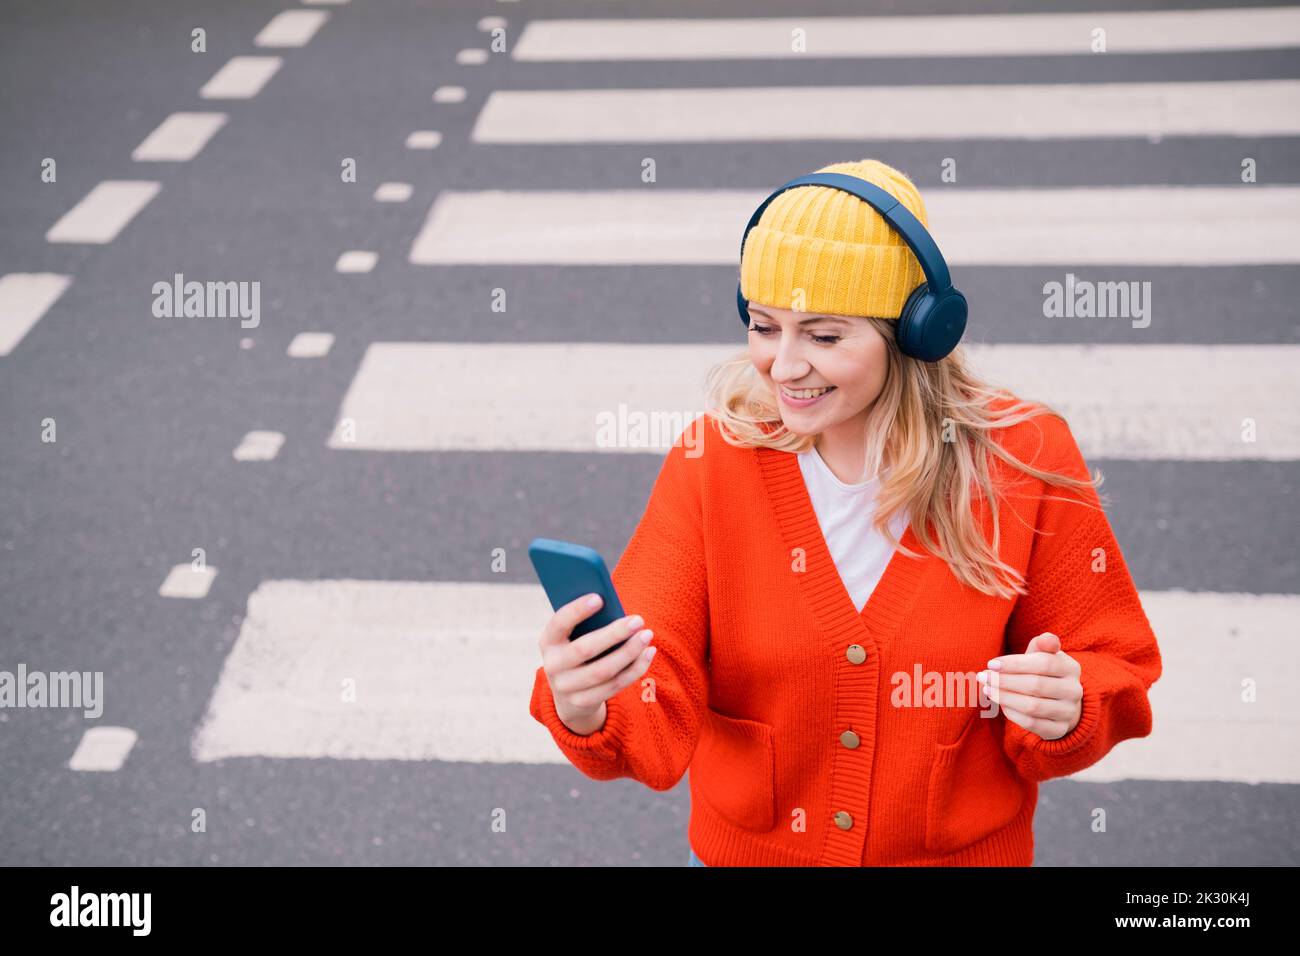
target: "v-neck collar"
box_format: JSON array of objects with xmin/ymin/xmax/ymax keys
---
[{"xmin": 757, "ymin": 445, "xmax": 938, "ymax": 647}]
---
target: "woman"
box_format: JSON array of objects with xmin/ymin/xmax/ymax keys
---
[{"xmin": 528, "ymin": 159, "xmax": 1163, "ymax": 867}]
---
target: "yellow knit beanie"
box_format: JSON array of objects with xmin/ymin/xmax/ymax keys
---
[{"xmin": 739, "ymin": 158, "xmax": 930, "ymax": 320}]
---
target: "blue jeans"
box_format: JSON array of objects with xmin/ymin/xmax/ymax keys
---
[{"xmin": 688, "ymin": 846, "xmax": 706, "ymax": 867}]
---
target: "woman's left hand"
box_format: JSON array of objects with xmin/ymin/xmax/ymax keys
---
[{"xmin": 978, "ymin": 632, "xmax": 1083, "ymax": 741}]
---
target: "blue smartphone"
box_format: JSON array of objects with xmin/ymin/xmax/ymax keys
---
[{"xmin": 528, "ymin": 537, "xmax": 629, "ymax": 662}]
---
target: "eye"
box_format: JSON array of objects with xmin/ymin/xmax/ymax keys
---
[{"xmin": 748, "ymin": 322, "xmax": 839, "ymax": 346}]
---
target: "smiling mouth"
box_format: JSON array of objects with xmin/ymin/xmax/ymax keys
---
[{"xmin": 780, "ymin": 385, "xmax": 837, "ymax": 400}]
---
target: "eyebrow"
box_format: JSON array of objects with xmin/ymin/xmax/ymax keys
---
[{"xmin": 747, "ymin": 307, "xmax": 850, "ymax": 326}]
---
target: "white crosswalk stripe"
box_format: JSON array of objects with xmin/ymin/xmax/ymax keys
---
[
  {"xmin": 323, "ymin": 342, "xmax": 1300, "ymax": 459},
  {"xmin": 512, "ymin": 9, "xmax": 1300, "ymax": 60},
  {"xmin": 192, "ymin": 581, "xmax": 1300, "ymax": 783},
  {"xmin": 409, "ymin": 186, "xmax": 1300, "ymax": 265},
  {"xmin": 471, "ymin": 80, "xmax": 1300, "ymax": 143}
]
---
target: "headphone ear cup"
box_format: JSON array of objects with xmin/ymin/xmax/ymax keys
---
[
  {"xmin": 897, "ymin": 286, "xmax": 967, "ymax": 362},
  {"xmin": 736, "ymin": 282, "xmax": 750, "ymax": 328},
  {"xmin": 896, "ymin": 284, "xmax": 931, "ymax": 359}
]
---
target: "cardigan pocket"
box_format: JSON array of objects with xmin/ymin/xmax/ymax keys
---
[
  {"xmin": 924, "ymin": 709, "xmax": 1026, "ymax": 856},
  {"xmin": 693, "ymin": 707, "xmax": 776, "ymax": 832}
]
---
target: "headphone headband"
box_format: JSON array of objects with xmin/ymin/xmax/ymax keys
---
[{"xmin": 736, "ymin": 171, "xmax": 967, "ymax": 362}]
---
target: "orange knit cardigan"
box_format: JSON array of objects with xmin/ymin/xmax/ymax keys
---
[{"xmin": 529, "ymin": 400, "xmax": 1163, "ymax": 866}]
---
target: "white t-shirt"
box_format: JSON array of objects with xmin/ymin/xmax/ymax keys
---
[{"xmin": 796, "ymin": 446, "xmax": 910, "ymax": 613}]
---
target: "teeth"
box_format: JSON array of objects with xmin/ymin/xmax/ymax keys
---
[{"xmin": 783, "ymin": 386, "xmax": 834, "ymax": 399}]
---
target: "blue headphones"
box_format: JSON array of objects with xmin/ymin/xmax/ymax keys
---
[{"xmin": 736, "ymin": 172, "xmax": 967, "ymax": 362}]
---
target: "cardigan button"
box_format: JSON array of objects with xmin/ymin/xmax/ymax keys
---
[
  {"xmin": 846, "ymin": 644, "xmax": 867, "ymax": 664},
  {"xmin": 840, "ymin": 730, "xmax": 860, "ymax": 749},
  {"xmin": 834, "ymin": 811, "xmax": 853, "ymax": 830}
]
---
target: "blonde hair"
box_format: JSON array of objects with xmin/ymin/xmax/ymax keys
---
[{"xmin": 703, "ymin": 320, "xmax": 1108, "ymax": 600}]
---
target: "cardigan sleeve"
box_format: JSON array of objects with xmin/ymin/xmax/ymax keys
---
[
  {"xmin": 998, "ymin": 413, "xmax": 1163, "ymax": 783},
  {"xmin": 528, "ymin": 423, "xmax": 711, "ymax": 790}
]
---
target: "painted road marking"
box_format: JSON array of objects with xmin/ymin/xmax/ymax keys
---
[
  {"xmin": 0, "ymin": 273, "xmax": 72, "ymax": 355},
  {"xmin": 190, "ymin": 580, "xmax": 1299, "ymax": 783},
  {"xmin": 131, "ymin": 112, "xmax": 228, "ymax": 162},
  {"xmin": 513, "ymin": 9, "xmax": 1300, "ymax": 61},
  {"xmin": 326, "ymin": 342, "xmax": 1300, "ymax": 460},
  {"xmin": 199, "ymin": 56, "xmax": 283, "ymax": 99},
  {"xmin": 46, "ymin": 180, "xmax": 161, "ymax": 244},
  {"xmin": 472, "ymin": 80, "xmax": 1300, "ymax": 142},
  {"xmin": 255, "ymin": 10, "xmax": 330, "ymax": 48},
  {"xmin": 409, "ymin": 186, "xmax": 1300, "ymax": 266}
]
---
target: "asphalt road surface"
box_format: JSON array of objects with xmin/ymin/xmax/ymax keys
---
[{"xmin": 1, "ymin": 0, "xmax": 1298, "ymax": 866}]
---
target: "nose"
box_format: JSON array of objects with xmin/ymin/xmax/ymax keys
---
[{"xmin": 768, "ymin": 329, "xmax": 812, "ymax": 383}]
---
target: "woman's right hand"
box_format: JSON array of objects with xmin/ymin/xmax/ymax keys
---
[{"xmin": 538, "ymin": 594, "xmax": 657, "ymax": 736}]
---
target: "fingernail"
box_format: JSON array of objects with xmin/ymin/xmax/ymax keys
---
[
  {"xmin": 586, "ymin": 594, "xmax": 602, "ymax": 608},
  {"xmin": 627, "ymin": 615, "xmax": 643, "ymax": 631},
  {"xmin": 987, "ymin": 659, "xmax": 1002, "ymax": 670},
  {"xmin": 640, "ymin": 629, "xmax": 654, "ymax": 645},
  {"xmin": 645, "ymin": 646, "xmax": 657, "ymax": 661}
]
